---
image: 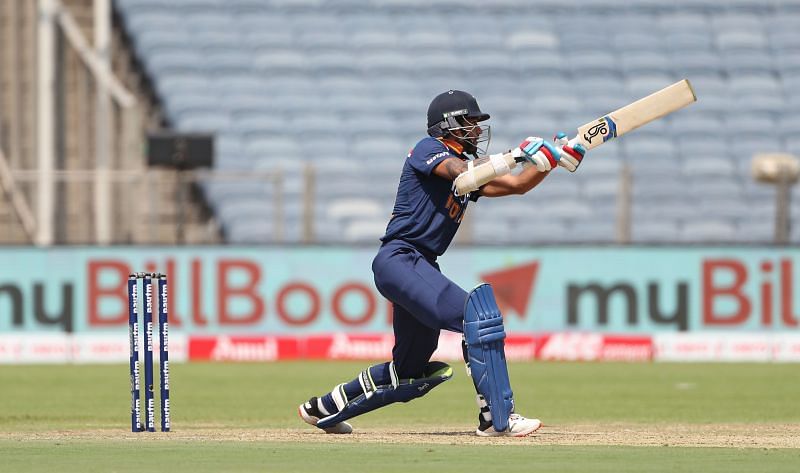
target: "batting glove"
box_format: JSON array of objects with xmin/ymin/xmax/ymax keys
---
[
  {"xmin": 510, "ymin": 136, "xmax": 560, "ymax": 172},
  {"xmin": 553, "ymin": 132, "xmax": 587, "ymax": 172}
]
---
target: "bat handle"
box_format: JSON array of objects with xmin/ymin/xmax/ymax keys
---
[{"xmin": 567, "ymin": 136, "xmax": 580, "ymax": 148}]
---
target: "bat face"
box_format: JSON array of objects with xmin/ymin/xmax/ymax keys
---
[{"xmin": 573, "ymin": 79, "xmax": 696, "ymax": 150}]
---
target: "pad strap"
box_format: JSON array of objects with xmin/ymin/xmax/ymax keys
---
[{"xmin": 316, "ymin": 362, "xmax": 453, "ymax": 429}]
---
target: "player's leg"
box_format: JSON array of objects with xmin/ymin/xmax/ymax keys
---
[
  {"xmin": 391, "ymin": 302, "xmax": 441, "ymax": 379},
  {"xmin": 302, "ymin": 305, "xmax": 450, "ymax": 431},
  {"xmin": 374, "ymin": 246, "xmax": 539, "ymax": 435},
  {"xmin": 463, "ymin": 283, "xmax": 541, "ymax": 437},
  {"xmin": 372, "ymin": 245, "xmax": 465, "ymax": 332},
  {"xmin": 300, "ymin": 357, "xmax": 454, "ymax": 432}
]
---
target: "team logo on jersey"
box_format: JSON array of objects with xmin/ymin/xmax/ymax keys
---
[
  {"xmin": 583, "ymin": 116, "xmax": 617, "ymax": 144},
  {"xmin": 445, "ymin": 191, "xmax": 469, "ymax": 224}
]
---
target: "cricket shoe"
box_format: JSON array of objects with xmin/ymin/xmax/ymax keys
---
[
  {"xmin": 476, "ymin": 413, "xmax": 542, "ymax": 437},
  {"xmin": 298, "ymin": 397, "xmax": 352, "ymax": 434}
]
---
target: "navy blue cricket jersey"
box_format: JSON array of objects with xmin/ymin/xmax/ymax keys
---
[{"xmin": 381, "ymin": 137, "xmax": 479, "ymax": 257}]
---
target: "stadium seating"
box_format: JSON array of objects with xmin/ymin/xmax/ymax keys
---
[{"xmin": 114, "ymin": 0, "xmax": 800, "ymax": 244}]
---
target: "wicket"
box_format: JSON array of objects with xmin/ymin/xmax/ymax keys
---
[{"xmin": 128, "ymin": 272, "xmax": 171, "ymax": 432}]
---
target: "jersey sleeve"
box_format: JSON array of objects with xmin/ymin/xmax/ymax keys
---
[{"xmin": 407, "ymin": 138, "xmax": 456, "ymax": 177}]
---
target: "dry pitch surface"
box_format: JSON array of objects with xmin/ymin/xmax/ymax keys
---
[{"xmin": 4, "ymin": 423, "xmax": 799, "ymax": 449}]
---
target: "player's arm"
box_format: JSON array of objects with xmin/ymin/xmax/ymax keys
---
[
  {"xmin": 433, "ymin": 154, "xmax": 548, "ymax": 197},
  {"xmin": 431, "ymin": 155, "xmax": 541, "ymax": 196},
  {"xmin": 432, "ymin": 156, "xmax": 471, "ymax": 181},
  {"xmin": 445, "ymin": 135, "xmax": 586, "ymax": 196},
  {"xmin": 478, "ymin": 164, "xmax": 550, "ymax": 197}
]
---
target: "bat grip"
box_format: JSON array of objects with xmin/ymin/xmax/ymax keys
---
[{"xmin": 567, "ymin": 137, "xmax": 579, "ymax": 148}]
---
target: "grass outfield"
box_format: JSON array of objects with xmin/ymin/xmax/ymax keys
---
[{"xmin": 1, "ymin": 362, "xmax": 799, "ymax": 472}]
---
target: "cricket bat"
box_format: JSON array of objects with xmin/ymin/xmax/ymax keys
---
[
  {"xmin": 569, "ymin": 79, "xmax": 697, "ymax": 150},
  {"xmin": 456, "ymin": 80, "xmax": 697, "ymax": 194}
]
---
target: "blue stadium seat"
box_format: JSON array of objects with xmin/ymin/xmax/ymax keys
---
[
  {"xmin": 205, "ymin": 50, "xmax": 253, "ymax": 75},
  {"xmin": 624, "ymin": 74, "xmax": 678, "ymax": 97},
  {"xmin": 665, "ymin": 32, "xmax": 713, "ymax": 52},
  {"xmin": 711, "ymin": 13, "xmax": 765, "ymax": 33},
  {"xmin": 729, "ymin": 74, "xmax": 782, "ymax": 95},
  {"xmin": 582, "ymin": 178, "xmax": 619, "ymax": 200},
  {"xmin": 246, "ymin": 31, "xmax": 296, "ymax": 49},
  {"xmin": 620, "ymin": 52, "xmax": 672, "ymax": 76},
  {"xmin": 631, "ymin": 178, "xmax": 686, "ymax": 201},
  {"xmin": 570, "ymin": 220, "xmax": 617, "ymax": 243},
  {"xmin": 669, "ymin": 114, "xmax": 723, "ymax": 138},
  {"xmin": 344, "ymin": 220, "xmax": 386, "ymax": 244},
  {"xmin": 688, "ymin": 157, "xmax": 738, "ymax": 177},
  {"xmin": 360, "ymin": 52, "xmax": 413, "ymax": 75},
  {"xmin": 145, "ymin": 50, "xmax": 204, "ymax": 74},
  {"xmin": 778, "ymin": 112, "xmax": 800, "ymax": 139},
  {"xmin": 770, "ymin": 31, "xmax": 800, "ymax": 53},
  {"xmin": 350, "ymin": 135, "xmax": 408, "ymax": 159},
  {"xmin": 516, "ymin": 219, "xmax": 570, "ymax": 244},
  {"xmin": 233, "ymin": 113, "xmax": 285, "ymax": 136},
  {"xmin": 734, "ymin": 94, "xmax": 785, "ymax": 114},
  {"xmin": 532, "ymin": 95, "xmax": 582, "ymax": 115},
  {"xmin": 506, "ymin": 31, "xmax": 559, "ymax": 52},
  {"xmin": 623, "ymin": 135, "xmax": 677, "ymax": 160},
  {"xmin": 297, "ymin": 31, "xmax": 349, "ymax": 49},
  {"xmin": 473, "ymin": 218, "xmax": 514, "ymax": 244},
  {"xmin": 724, "ymin": 114, "xmax": 777, "ymax": 138},
  {"xmin": 307, "ymin": 51, "xmax": 360, "ymax": 76},
  {"xmin": 679, "ymin": 219, "xmax": 737, "ymax": 243},
  {"xmin": 134, "ymin": 30, "xmax": 193, "ymax": 53},
  {"xmin": 226, "ymin": 220, "xmax": 275, "ymax": 244},
  {"xmin": 254, "ymin": 51, "xmax": 309, "ymax": 75},
  {"xmin": 658, "ymin": 13, "xmax": 710, "ymax": 32},
  {"xmin": 737, "ymin": 219, "xmax": 776, "ymax": 243},
  {"xmin": 631, "ymin": 219, "xmax": 680, "ymax": 243},
  {"xmin": 116, "ymin": 0, "xmax": 800, "ymax": 244},
  {"xmin": 468, "ymin": 51, "xmax": 516, "ymax": 77},
  {"xmin": 412, "ymin": 53, "xmax": 465, "ymax": 77},
  {"xmin": 716, "ymin": 31, "xmax": 768, "ymax": 51},
  {"xmin": 568, "ymin": 51, "xmax": 620, "ymax": 76},
  {"xmin": 632, "ymin": 199, "xmax": 696, "ymax": 221},
  {"xmin": 454, "ymin": 30, "xmax": 508, "ymax": 52},
  {"xmin": 124, "ymin": 12, "xmax": 186, "ymax": 35},
  {"xmin": 613, "ymin": 33, "xmax": 664, "ymax": 53},
  {"xmin": 669, "ymin": 51, "xmax": 724, "ymax": 78},
  {"xmin": 245, "ymin": 136, "xmax": 302, "ymax": 160},
  {"xmin": 581, "ymin": 149, "xmax": 624, "ymax": 172},
  {"xmin": 687, "ymin": 177, "xmax": 743, "ymax": 200},
  {"xmin": 164, "ymin": 93, "xmax": 221, "ymax": 116},
  {"xmin": 212, "ymin": 74, "xmax": 266, "ymax": 95},
  {"xmin": 776, "ymin": 51, "xmax": 800, "ymax": 77},
  {"xmin": 175, "ymin": 113, "xmax": 232, "ymax": 133}
]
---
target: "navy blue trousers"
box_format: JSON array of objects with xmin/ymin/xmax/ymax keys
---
[{"xmin": 372, "ymin": 239, "xmax": 468, "ymax": 379}]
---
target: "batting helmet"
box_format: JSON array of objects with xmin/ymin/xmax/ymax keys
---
[{"xmin": 427, "ymin": 90, "xmax": 491, "ymax": 156}]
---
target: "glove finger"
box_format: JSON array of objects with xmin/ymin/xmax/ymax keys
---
[
  {"xmin": 535, "ymin": 158, "xmax": 551, "ymax": 172},
  {"xmin": 553, "ymin": 132, "xmax": 569, "ymax": 147},
  {"xmin": 561, "ymin": 145, "xmax": 584, "ymax": 161},
  {"xmin": 521, "ymin": 139, "xmax": 543, "ymax": 156},
  {"xmin": 558, "ymin": 158, "xmax": 577, "ymax": 172},
  {"xmin": 539, "ymin": 145, "xmax": 559, "ymax": 169}
]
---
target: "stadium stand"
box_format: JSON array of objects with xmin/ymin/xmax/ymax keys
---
[{"xmin": 113, "ymin": 0, "xmax": 800, "ymax": 244}]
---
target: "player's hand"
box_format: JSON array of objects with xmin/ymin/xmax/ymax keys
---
[
  {"xmin": 553, "ymin": 132, "xmax": 587, "ymax": 172},
  {"xmin": 510, "ymin": 136, "xmax": 560, "ymax": 172}
]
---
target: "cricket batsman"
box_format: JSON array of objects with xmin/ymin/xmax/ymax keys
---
[{"xmin": 299, "ymin": 90, "xmax": 587, "ymax": 436}]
